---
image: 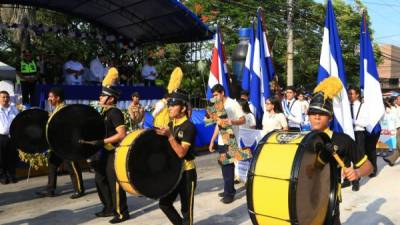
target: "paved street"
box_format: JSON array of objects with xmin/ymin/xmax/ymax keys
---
[{"xmin": 0, "ymin": 153, "xmax": 398, "ymax": 225}]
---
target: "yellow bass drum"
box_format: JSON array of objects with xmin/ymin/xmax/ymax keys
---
[
  {"xmin": 115, "ymin": 129, "xmax": 183, "ymax": 199},
  {"xmin": 247, "ymin": 130, "xmax": 338, "ymax": 225}
]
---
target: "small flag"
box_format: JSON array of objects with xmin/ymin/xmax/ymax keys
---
[{"xmin": 207, "ymin": 26, "xmax": 230, "ymax": 99}]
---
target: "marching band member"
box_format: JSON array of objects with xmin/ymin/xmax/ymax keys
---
[{"xmin": 155, "ymin": 89, "xmax": 197, "ymax": 225}]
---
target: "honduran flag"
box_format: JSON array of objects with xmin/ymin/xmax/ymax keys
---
[
  {"xmin": 317, "ymin": 0, "xmax": 354, "ymax": 139},
  {"xmin": 206, "ymin": 26, "xmax": 230, "ymax": 99},
  {"xmin": 241, "ymin": 22, "xmax": 255, "ymax": 92},
  {"xmin": 249, "ymin": 9, "xmax": 275, "ymax": 125},
  {"xmin": 360, "ymin": 12, "xmax": 384, "ymax": 134}
]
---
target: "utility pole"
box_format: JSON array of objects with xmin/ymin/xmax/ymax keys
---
[{"xmin": 287, "ymin": 0, "xmax": 294, "ymax": 86}]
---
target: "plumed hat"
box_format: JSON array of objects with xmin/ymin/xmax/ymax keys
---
[
  {"xmin": 101, "ymin": 67, "xmax": 120, "ymax": 98},
  {"xmin": 308, "ymin": 76, "xmax": 343, "ymax": 116}
]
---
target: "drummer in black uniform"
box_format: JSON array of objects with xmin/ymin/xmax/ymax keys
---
[
  {"xmin": 307, "ymin": 78, "xmax": 373, "ymax": 225},
  {"xmin": 36, "ymin": 87, "xmax": 85, "ymax": 198},
  {"xmin": 83, "ymin": 85, "xmax": 129, "ymax": 224},
  {"xmin": 155, "ymin": 89, "xmax": 197, "ymax": 225}
]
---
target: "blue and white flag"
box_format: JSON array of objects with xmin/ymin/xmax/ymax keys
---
[
  {"xmin": 207, "ymin": 26, "xmax": 230, "ymax": 99},
  {"xmin": 241, "ymin": 22, "xmax": 255, "ymax": 92},
  {"xmin": 249, "ymin": 9, "xmax": 275, "ymax": 126},
  {"xmin": 317, "ymin": 0, "xmax": 354, "ymax": 139},
  {"xmin": 360, "ymin": 13, "xmax": 384, "ymax": 134}
]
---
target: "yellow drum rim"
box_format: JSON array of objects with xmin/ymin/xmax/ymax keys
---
[{"xmin": 115, "ymin": 129, "xmax": 144, "ymax": 195}]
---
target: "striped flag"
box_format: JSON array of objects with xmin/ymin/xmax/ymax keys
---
[
  {"xmin": 360, "ymin": 12, "xmax": 384, "ymax": 134},
  {"xmin": 207, "ymin": 26, "xmax": 230, "ymax": 99},
  {"xmin": 250, "ymin": 9, "xmax": 275, "ymax": 126},
  {"xmin": 241, "ymin": 22, "xmax": 255, "ymax": 91},
  {"xmin": 317, "ymin": 0, "xmax": 354, "ymax": 139}
]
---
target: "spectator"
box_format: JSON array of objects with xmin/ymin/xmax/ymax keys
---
[
  {"xmin": 17, "ymin": 49, "xmax": 38, "ymax": 105},
  {"xmin": 119, "ymin": 57, "xmax": 134, "ymax": 85},
  {"xmin": 240, "ymin": 90, "xmax": 255, "ymax": 115},
  {"xmin": 141, "ymin": 57, "xmax": 158, "ymax": 86},
  {"xmin": 281, "ymin": 86, "xmax": 303, "ymax": 131},
  {"xmin": 208, "ymin": 84, "xmax": 246, "ymax": 204},
  {"xmin": 90, "ymin": 54, "xmax": 107, "ymax": 83},
  {"xmin": 237, "ymin": 98, "xmax": 256, "ymax": 129},
  {"xmin": 383, "ymin": 95, "xmax": 400, "ymax": 166},
  {"xmin": 128, "ymin": 92, "xmax": 145, "ymax": 130},
  {"xmin": 262, "ymin": 97, "xmax": 288, "ymax": 136},
  {"xmin": 0, "ymin": 91, "xmax": 19, "ymax": 184},
  {"xmin": 42, "ymin": 52, "xmax": 63, "ymax": 84},
  {"xmin": 63, "ymin": 53, "xmax": 84, "ymax": 85}
]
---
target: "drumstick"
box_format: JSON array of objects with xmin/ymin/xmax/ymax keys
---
[{"xmin": 326, "ymin": 143, "xmax": 346, "ymax": 168}]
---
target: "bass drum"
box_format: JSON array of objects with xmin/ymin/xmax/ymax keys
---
[
  {"xmin": 115, "ymin": 129, "xmax": 183, "ymax": 199},
  {"xmin": 247, "ymin": 131, "xmax": 338, "ymax": 225},
  {"xmin": 46, "ymin": 104, "xmax": 105, "ymax": 161},
  {"xmin": 10, "ymin": 108, "xmax": 49, "ymax": 153}
]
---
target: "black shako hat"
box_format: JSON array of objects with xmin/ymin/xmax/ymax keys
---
[
  {"xmin": 101, "ymin": 86, "xmax": 121, "ymax": 98},
  {"xmin": 308, "ymin": 91, "xmax": 333, "ymax": 116},
  {"xmin": 168, "ymin": 89, "xmax": 189, "ymax": 106}
]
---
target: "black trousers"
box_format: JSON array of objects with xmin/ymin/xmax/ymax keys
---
[
  {"xmin": 354, "ymin": 131, "xmax": 366, "ymax": 167},
  {"xmin": 94, "ymin": 151, "xmax": 128, "ymax": 218},
  {"xmin": 217, "ymin": 145, "xmax": 236, "ymax": 197},
  {"xmin": 159, "ymin": 169, "xmax": 197, "ymax": 225},
  {"xmin": 0, "ymin": 135, "xmax": 17, "ymax": 178},
  {"xmin": 47, "ymin": 152, "xmax": 84, "ymax": 193},
  {"xmin": 20, "ymin": 81, "xmax": 36, "ymax": 105},
  {"xmin": 365, "ymin": 132, "xmax": 380, "ymax": 173}
]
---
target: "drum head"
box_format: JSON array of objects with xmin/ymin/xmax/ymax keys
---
[
  {"xmin": 47, "ymin": 104, "xmax": 105, "ymax": 160},
  {"xmin": 127, "ymin": 129, "xmax": 183, "ymax": 199},
  {"xmin": 291, "ymin": 131, "xmax": 336, "ymax": 225},
  {"xmin": 10, "ymin": 108, "xmax": 49, "ymax": 153}
]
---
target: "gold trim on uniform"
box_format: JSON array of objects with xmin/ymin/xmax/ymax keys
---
[
  {"xmin": 182, "ymin": 141, "xmax": 191, "ymax": 147},
  {"xmin": 104, "ymin": 143, "xmax": 115, "ymax": 151},
  {"xmin": 183, "ymin": 160, "xmax": 195, "ymax": 171},
  {"xmin": 189, "ymin": 181, "xmax": 195, "ymax": 225},
  {"xmin": 116, "ymin": 182, "xmax": 122, "ymax": 219},
  {"xmin": 115, "ymin": 124, "xmax": 126, "ymax": 130},
  {"xmin": 71, "ymin": 161, "xmax": 81, "ymax": 193},
  {"xmin": 317, "ymin": 154, "xmax": 327, "ymax": 165},
  {"xmin": 355, "ymin": 155, "xmax": 368, "ymax": 168},
  {"xmin": 173, "ymin": 115, "xmax": 188, "ymax": 127}
]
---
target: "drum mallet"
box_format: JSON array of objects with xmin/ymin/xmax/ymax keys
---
[{"xmin": 325, "ymin": 143, "xmax": 346, "ymax": 168}]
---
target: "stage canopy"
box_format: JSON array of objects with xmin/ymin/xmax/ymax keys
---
[{"xmin": 0, "ymin": 0, "xmax": 213, "ymax": 45}]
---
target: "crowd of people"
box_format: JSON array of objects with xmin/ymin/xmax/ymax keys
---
[
  {"xmin": 1, "ymin": 62, "xmax": 399, "ymax": 225},
  {"xmin": 16, "ymin": 49, "xmax": 159, "ymax": 106}
]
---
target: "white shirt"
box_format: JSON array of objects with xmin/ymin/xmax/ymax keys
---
[
  {"xmin": 262, "ymin": 112, "xmax": 287, "ymax": 135},
  {"xmin": 141, "ymin": 64, "xmax": 158, "ymax": 80},
  {"xmin": 63, "ymin": 60, "xmax": 84, "ymax": 85},
  {"xmin": 217, "ymin": 97, "xmax": 245, "ymax": 145},
  {"xmin": 351, "ymin": 100, "xmax": 367, "ymax": 131},
  {"xmin": 0, "ymin": 105, "xmax": 19, "ymax": 135},
  {"xmin": 242, "ymin": 113, "xmax": 256, "ymax": 129},
  {"xmin": 282, "ymin": 99, "xmax": 303, "ymax": 128},
  {"xmin": 90, "ymin": 57, "xmax": 106, "ymax": 82}
]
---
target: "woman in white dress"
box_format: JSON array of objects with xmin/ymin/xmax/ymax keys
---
[
  {"xmin": 262, "ymin": 97, "xmax": 288, "ymax": 135},
  {"xmin": 237, "ymin": 98, "xmax": 256, "ymax": 129}
]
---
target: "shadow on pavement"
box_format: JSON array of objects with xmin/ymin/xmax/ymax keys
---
[
  {"xmin": 343, "ymin": 198, "xmax": 394, "ymax": 225},
  {"xmin": 196, "ymin": 203, "xmax": 249, "ymax": 225},
  {"xmin": 0, "ymin": 177, "xmax": 96, "ymax": 207}
]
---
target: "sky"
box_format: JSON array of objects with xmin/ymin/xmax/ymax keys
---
[{"xmin": 315, "ymin": 0, "xmax": 400, "ymax": 46}]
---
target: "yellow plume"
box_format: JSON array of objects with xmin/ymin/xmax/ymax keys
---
[
  {"xmin": 102, "ymin": 67, "xmax": 119, "ymax": 86},
  {"xmin": 167, "ymin": 67, "xmax": 183, "ymax": 93},
  {"xmin": 313, "ymin": 76, "xmax": 343, "ymax": 99}
]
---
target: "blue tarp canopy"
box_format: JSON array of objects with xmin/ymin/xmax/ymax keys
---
[{"xmin": 0, "ymin": 0, "xmax": 213, "ymax": 44}]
